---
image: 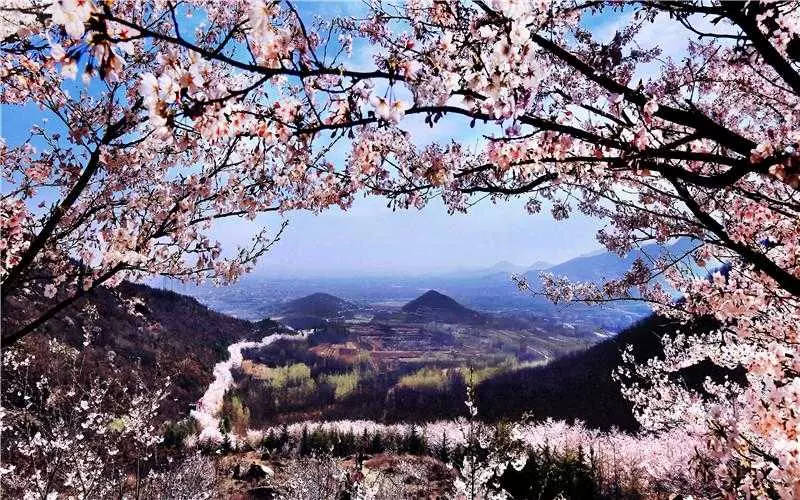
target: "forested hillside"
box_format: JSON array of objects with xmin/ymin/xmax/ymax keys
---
[
  {"xmin": 477, "ymin": 315, "xmax": 730, "ymax": 430},
  {"xmin": 2, "ymin": 282, "xmax": 284, "ymax": 420}
]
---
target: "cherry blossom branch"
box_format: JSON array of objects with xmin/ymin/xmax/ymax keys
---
[
  {"xmin": 2, "ymin": 130, "xmax": 113, "ymax": 297},
  {"xmin": 668, "ymin": 177, "xmax": 800, "ymax": 296}
]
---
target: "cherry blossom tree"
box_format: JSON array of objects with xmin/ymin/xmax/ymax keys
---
[
  {"xmin": 2, "ymin": 0, "xmax": 800, "ymax": 495},
  {"xmin": 1, "ymin": 331, "xmax": 169, "ymax": 498}
]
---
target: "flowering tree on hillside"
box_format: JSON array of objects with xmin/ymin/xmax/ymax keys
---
[
  {"xmin": 1, "ymin": 333, "xmax": 168, "ymax": 497},
  {"xmin": 2, "ymin": 0, "xmax": 799, "ymax": 496}
]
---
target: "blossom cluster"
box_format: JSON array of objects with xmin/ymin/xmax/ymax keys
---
[
  {"xmin": 184, "ymin": 415, "xmax": 703, "ymax": 497},
  {"xmin": 1, "ymin": 330, "xmax": 169, "ymax": 498},
  {"xmin": 190, "ymin": 331, "xmax": 311, "ymax": 444}
]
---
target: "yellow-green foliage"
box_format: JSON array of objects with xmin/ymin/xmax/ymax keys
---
[
  {"xmin": 280, "ymin": 363, "xmax": 313, "ymax": 386},
  {"xmin": 394, "ymin": 362, "xmax": 518, "ymax": 391},
  {"xmin": 280, "ymin": 377, "xmax": 317, "ymax": 406},
  {"xmin": 392, "ymin": 358, "xmax": 524, "ymax": 393},
  {"xmin": 242, "ymin": 361, "xmax": 317, "ymax": 407},
  {"xmin": 245, "ymin": 362, "xmax": 312, "ymax": 389},
  {"xmin": 459, "ymin": 357, "xmax": 519, "ymax": 384},
  {"xmin": 222, "ymin": 394, "xmax": 250, "ymax": 435},
  {"xmin": 322, "ymin": 371, "xmax": 359, "ymax": 400},
  {"xmin": 107, "ymin": 417, "xmax": 126, "ymax": 433},
  {"xmin": 231, "ymin": 396, "xmax": 250, "ymax": 434},
  {"xmin": 397, "ymin": 367, "xmax": 449, "ymax": 390}
]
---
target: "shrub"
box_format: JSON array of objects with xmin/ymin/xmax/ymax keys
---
[
  {"xmin": 164, "ymin": 418, "xmax": 200, "ymax": 448},
  {"xmin": 221, "ymin": 393, "xmax": 250, "ymax": 436},
  {"xmin": 397, "ymin": 367, "xmax": 448, "ymax": 390},
  {"xmin": 322, "ymin": 370, "xmax": 360, "ymax": 401}
]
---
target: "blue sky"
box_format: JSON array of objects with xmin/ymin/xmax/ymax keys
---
[
  {"xmin": 225, "ymin": 2, "xmax": 626, "ymax": 276},
  {"xmin": 2, "ymin": 3, "xmax": 704, "ymax": 277},
  {"xmin": 221, "ymin": 196, "xmax": 606, "ymax": 277}
]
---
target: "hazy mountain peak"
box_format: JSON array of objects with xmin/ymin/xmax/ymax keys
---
[
  {"xmin": 530, "ymin": 238, "xmax": 698, "ymax": 286},
  {"xmin": 401, "ymin": 290, "xmax": 485, "ymax": 324},
  {"xmin": 403, "ymin": 290, "xmax": 457, "ymax": 309},
  {"xmin": 489, "ymin": 260, "xmax": 521, "ymax": 270},
  {"xmin": 279, "ymin": 292, "xmax": 357, "ymax": 318}
]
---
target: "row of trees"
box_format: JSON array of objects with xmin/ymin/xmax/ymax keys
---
[
  {"xmin": 273, "ymin": 425, "xmax": 630, "ymax": 499},
  {"xmin": 218, "ymin": 387, "xmax": 704, "ymax": 498},
  {"xmin": 2, "ymin": 0, "xmax": 799, "ymax": 496}
]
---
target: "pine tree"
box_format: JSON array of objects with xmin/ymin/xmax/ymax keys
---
[
  {"xmin": 405, "ymin": 425, "xmax": 425, "ymax": 455},
  {"xmin": 269, "ymin": 423, "xmax": 287, "ymax": 456},
  {"xmin": 299, "ymin": 425, "xmax": 311, "ymax": 456},
  {"xmin": 436, "ymin": 431, "xmax": 451, "ymax": 463},
  {"xmin": 261, "ymin": 428, "xmax": 278, "ymax": 456},
  {"xmin": 309, "ymin": 426, "xmax": 330, "ymax": 454},
  {"xmin": 359, "ymin": 428, "xmax": 370, "ymax": 454},
  {"xmin": 279, "ymin": 423, "xmax": 290, "ymax": 447},
  {"xmin": 221, "ymin": 432, "xmax": 232, "ymax": 454},
  {"xmin": 337, "ymin": 429, "xmax": 356, "ymax": 457},
  {"xmin": 219, "ymin": 414, "xmax": 231, "ymax": 434},
  {"xmin": 369, "ymin": 430, "xmax": 384, "ymax": 454}
]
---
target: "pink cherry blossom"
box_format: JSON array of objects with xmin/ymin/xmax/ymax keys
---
[{"xmin": 4, "ymin": 2, "xmax": 800, "ymax": 495}]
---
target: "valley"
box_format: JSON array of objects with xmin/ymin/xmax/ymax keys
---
[
  {"xmin": 162, "ymin": 242, "xmax": 697, "ymax": 429},
  {"xmin": 4, "ymin": 0, "xmax": 789, "ymax": 494},
  {"xmin": 1, "ymin": 246, "xmax": 720, "ymax": 499},
  {"xmin": 226, "ymin": 289, "xmax": 596, "ymax": 425}
]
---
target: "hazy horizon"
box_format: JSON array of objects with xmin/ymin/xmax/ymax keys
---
[{"xmin": 209, "ymin": 194, "xmax": 608, "ymax": 278}]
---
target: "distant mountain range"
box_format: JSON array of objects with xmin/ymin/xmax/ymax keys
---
[
  {"xmin": 184, "ymin": 238, "xmax": 700, "ymax": 334},
  {"xmin": 526, "ymin": 238, "xmax": 698, "ymax": 285},
  {"xmin": 453, "ymin": 259, "xmax": 554, "ymax": 277},
  {"xmin": 454, "ymin": 238, "xmax": 696, "ymax": 285},
  {"xmin": 528, "ymin": 260, "xmax": 553, "ymax": 270},
  {"xmin": 484, "ymin": 261, "xmax": 529, "ymax": 274}
]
